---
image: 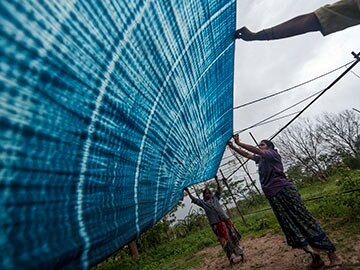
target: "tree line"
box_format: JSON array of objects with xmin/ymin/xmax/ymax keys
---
[{"xmin": 275, "ymin": 109, "xmax": 360, "ymax": 184}]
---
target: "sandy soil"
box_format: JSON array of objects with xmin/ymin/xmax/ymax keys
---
[{"xmin": 190, "ymin": 233, "xmax": 360, "ymax": 270}]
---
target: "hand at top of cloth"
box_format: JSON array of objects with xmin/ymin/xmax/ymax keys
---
[
  {"xmin": 234, "ymin": 26, "xmax": 256, "ymax": 41},
  {"xmin": 232, "ymin": 134, "xmax": 241, "ymax": 145}
]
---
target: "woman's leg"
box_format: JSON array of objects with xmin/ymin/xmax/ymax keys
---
[
  {"xmin": 269, "ymin": 186, "xmax": 343, "ymax": 267},
  {"xmin": 303, "ymin": 245, "xmax": 324, "ymax": 268},
  {"xmin": 213, "ymin": 223, "xmax": 232, "ymax": 261},
  {"xmin": 225, "ymin": 220, "xmax": 243, "ymax": 260},
  {"xmin": 269, "ymin": 186, "xmax": 336, "ymax": 250},
  {"xmin": 311, "ymin": 247, "xmax": 343, "ymax": 268},
  {"xmin": 214, "ymin": 221, "xmax": 243, "ymax": 264}
]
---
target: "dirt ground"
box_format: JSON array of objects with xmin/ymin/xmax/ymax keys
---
[{"xmin": 190, "ymin": 233, "xmax": 360, "ymax": 270}]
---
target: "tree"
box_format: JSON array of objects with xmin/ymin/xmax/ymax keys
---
[
  {"xmin": 137, "ymin": 219, "xmax": 172, "ymax": 251},
  {"xmin": 175, "ymin": 206, "xmax": 207, "ymax": 236},
  {"xmin": 285, "ymin": 162, "xmax": 310, "ymax": 185},
  {"xmin": 128, "ymin": 240, "xmax": 139, "ymax": 259},
  {"xmin": 275, "ymin": 118, "xmax": 329, "ymax": 182},
  {"xmin": 317, "ymin": 110, "xmax": 360, "ymax": 168}
]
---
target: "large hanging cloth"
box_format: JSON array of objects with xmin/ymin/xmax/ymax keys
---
[{"xmin": 0, "ymin": 0, "xmax": 235, "ymax": 269}]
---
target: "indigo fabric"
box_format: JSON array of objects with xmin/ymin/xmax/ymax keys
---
[{"xmin": 0, "ymin": 0, "xmax": 235, "ymax": 269}]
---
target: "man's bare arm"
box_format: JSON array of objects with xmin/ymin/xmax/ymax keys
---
[{"xmin": 235, "ymin": 13, "xmax": 321, "ymax": 41}]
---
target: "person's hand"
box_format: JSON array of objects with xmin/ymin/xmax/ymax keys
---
[
  {"xmin": 227, "ymin": 141, "xmax": 234, "ymax": 148},
  {"xmin": 234, "ymin": 26, "xmax": 255, "ymax": 41},
  {"xmin": 233, "ymin": 134, "xmax": 240, "ymax": 144}
]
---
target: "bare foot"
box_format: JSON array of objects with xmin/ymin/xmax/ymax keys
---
[
  {"xmin": 308, "ymin": 254, "xmax": 325, "ymax": 269},
  {"xmin": 328, "ymin": 252, "xmax": 343, "ymax": 269},
  {"xmin": 229, "ymin": 253, "xmax": 243, "ymax": 265}
]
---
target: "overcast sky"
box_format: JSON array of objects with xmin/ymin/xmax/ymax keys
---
[
  {"xmin": 233, "ymin": 0, "xmax": 360, "ymax": 145},
  {"xmin": 176, "ymin": 0, "xmax": 360, "ymax": 221}
]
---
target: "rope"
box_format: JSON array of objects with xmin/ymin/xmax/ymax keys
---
[
  {"xmin": 233, "ymin": 60, "xmax": 355, "ymax": 110},
  {"xmin": 270, "ymin": 52, "xmax": 360, "ymax": 140},
  {"xmin": 233, "ymin": 86, "xmax": 324, "ymax": 134},
  {"xmin": 222, "ymin": 52, "xmax": 360, "ymax": 180},
  {"xmin": 246, "ymin": 188, "xmax": 360, "ymax": 215}
]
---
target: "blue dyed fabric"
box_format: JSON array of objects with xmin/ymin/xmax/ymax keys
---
[{"xmin": 0, "ymin": 0, "xmax": 235, "ymax": 269}]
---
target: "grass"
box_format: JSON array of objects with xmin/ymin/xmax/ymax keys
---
[{"xmin": 94, "ymin": 227, "xmax": 219, "ymax": 270}]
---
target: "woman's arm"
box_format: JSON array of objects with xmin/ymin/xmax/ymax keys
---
[
  {"xmin": 185, "ymin": 187, "xmax": 204, "ymax": 207},
  {"xmin": 232, "ymin": 134, "xmax": 264, "ymax": 156},
  {"xmin": 215, "ymin": 175, "xmax": 221, "ymax": 193},
  {"xmin": 228, "ymin": 141, "xmax": 255, "ymax": 160},
  {"xmin": 184, "ymin": 187, "xmax": 194, "ymax": 200}
]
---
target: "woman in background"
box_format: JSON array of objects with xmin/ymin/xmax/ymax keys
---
[{"xmin": 184, "ymin": 176, "xmax": 243, "ymax": 265}]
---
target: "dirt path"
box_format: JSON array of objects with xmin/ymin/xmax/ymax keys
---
[{"xmin": 190, "ymin": 233, "xmax": 360, "ymax": 270}]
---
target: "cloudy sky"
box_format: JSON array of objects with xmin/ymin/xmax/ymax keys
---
[
  {"xmin": 176, "ymin": 0, "xmax": 359, "ymax": 220},
  {"xmin": 233, "ymin": 0, "xmax": 360, "ymax": 146}
]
